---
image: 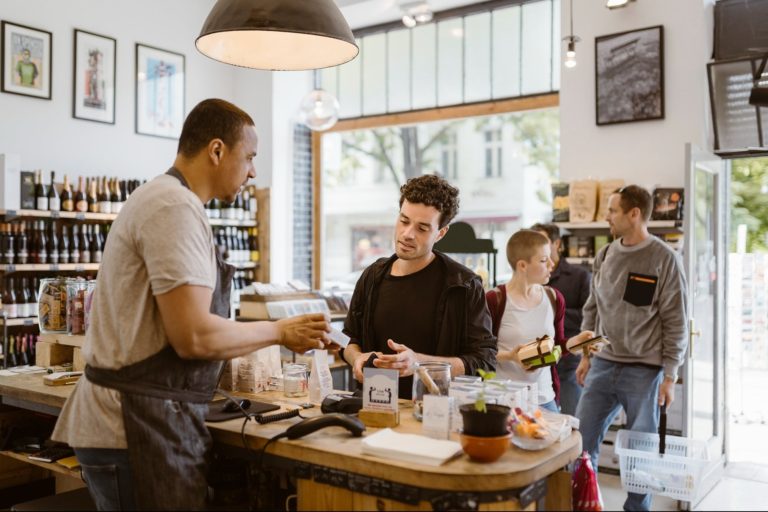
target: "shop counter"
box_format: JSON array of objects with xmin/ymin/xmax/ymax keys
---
[{"xmin": 0, "ymin": 375, "xmax": 580, "ymax": 510}]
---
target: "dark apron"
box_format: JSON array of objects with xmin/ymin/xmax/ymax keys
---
[{"xmin": 85, "ymin": 167, "xmax": 235, "ymax": 510}]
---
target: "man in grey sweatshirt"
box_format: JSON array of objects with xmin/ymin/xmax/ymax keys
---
[{"xmin": 575, "ymin": 185, "xmax": 688, "ymax": 512}]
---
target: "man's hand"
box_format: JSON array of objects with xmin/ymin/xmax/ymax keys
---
[
  {"xmin": 658, "ymin": 377, "xmax": 675, "ymax": 407},
  {"xmin": 576, "ymin": 355, "xmax": 591, "ymax": 386},
  {"xmin": 276, "ymin": 313, "xmax": 331, "ymax": 354},
  {"xmin": 351, "ymin": 351, "xmax": 379, "ymax": 383},
  {"xmin": 374, "ymin": 339, "xmax": 418, "ymax": 377}
]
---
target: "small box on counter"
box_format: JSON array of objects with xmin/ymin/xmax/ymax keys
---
[{"xmin": 518, "ymin": 335, "xmax": 562, "ymax": 369}]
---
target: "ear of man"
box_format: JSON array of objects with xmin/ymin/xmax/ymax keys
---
[{"xmin": 208, "ymin": 139, "xmax": 224, "ymax": 164}]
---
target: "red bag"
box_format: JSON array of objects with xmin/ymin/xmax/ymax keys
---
[{"xmin": 572, "ymin": 451, "xmax": 604, "ymax": 511}]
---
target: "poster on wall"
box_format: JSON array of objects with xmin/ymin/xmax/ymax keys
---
[
  {"xmin": 595, "ymin": 25, "xmax": 664, "ymax": 126},
  {"xmin": 1, "ymin": 20, "xmax": 52, "ymax": 99},
  {"xmin": 73, "ymin": 29, "xmax": 116, "ymax": 124},
  {"xmin": 135, "ymin": 43, "xmax": 185, "ymax": 139}
]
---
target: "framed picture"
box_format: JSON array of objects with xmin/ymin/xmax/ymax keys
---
[
  {"xmin": 73, "ymin": 29, "xmax": 116, "ymax": 124},
  {"xmin": 595, "ymin": 25, "xmax": 664, "ymax": 126},
  {"xmin": 1, "ymin": 21, "xmax": 52, "ymax": 99},
  {"xmin": 135, "ymin": 43, "xmax": 185, "ymax": 139},
  {"xmin": 651, "ymin": 187, "xmax": 684, "ymax": 221}
]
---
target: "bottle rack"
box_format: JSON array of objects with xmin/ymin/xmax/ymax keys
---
[{"xmin": 0, "ymin": 187, "xmax": 270, "ymax": 368}]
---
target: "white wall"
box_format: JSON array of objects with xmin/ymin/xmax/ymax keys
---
[
  {"xmin": 0, "ymin": 0, "xmax": 240, "ymax": 181},
  {"xmin": 559, "ymin": 0, "xmax": 714, "ymax": 188}
]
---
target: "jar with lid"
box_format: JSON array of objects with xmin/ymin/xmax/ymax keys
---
[
  {"xmin": 38, "ymin": 277, "xmax": 70, "ymax": 333},
  {"xmin": 66, "ymin": 279, "xmax": 88, "ymax": 335},
  {"xmin": 412, "ymin": 361, "xmax": 452, "ymax": 421},
  {"xmin": 283, "ymin": 363, "xmax": 309, "ymax": 397}
]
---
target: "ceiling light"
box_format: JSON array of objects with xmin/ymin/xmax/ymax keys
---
[
  {"xmin": 299, "ymin": 72, "xmax": 340, "ymax": 131},
  {"xmin": 563, "ymin": 0, "xmax": 580, "ymax": 69},
  {"xmin": 400, "ymin": 1, "xmax": 433, "ymax": 28},
  {"xmin": 606, "ymin": 0, "xmax": 636, "ymax": 9},
  {"xmin": 196, "ymin": 0, "xmax": 359, "ymax": 71}
]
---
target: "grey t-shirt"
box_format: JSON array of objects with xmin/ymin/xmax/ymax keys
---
[
  {"xmin": 52, "ymin": 174, "xmax": 217, "ymax": 448},
  {"xmin": 581, "ymin": 235, "xmax": 688, "ymax": 378}
]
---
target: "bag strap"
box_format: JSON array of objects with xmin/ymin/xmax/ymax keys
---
[{"xmin": 544, "ymin": 285, "xmax": 557, "ymax": 314}]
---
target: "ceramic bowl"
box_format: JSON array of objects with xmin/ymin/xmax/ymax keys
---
[{"xmin": 459, "ymin": 432, "xmax": 512, "ymax": 463}]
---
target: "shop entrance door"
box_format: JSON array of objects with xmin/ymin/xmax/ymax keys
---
[{"xmin": 682, "ymin": 144, "xmax": 727, "ymax": 505}]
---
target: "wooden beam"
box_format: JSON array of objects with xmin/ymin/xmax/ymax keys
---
[
  {"xmin": 329, "ymin": 94, "xmax": 559, "ymax": 133},
  {"xmin": 311, "ymin": 131, "xmax": 323, "ymax": 291}
]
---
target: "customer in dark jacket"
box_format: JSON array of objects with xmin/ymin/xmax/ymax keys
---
[
  {"xmin": 531, "ymin": 223, "xmax": 591, "ymax": 415},
  {"xmin": 342, "ymin": 175, "xmax": 497, "ymax": 398}
]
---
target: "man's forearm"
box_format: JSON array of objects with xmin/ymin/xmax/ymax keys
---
[{"xmin": 343, "ymin": 343, "xmax": 362, "ymax": 366}]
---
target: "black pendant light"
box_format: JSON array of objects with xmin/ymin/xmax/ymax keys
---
[{"xmin": 196, "ymin": 0, "xmax": 359, "ymax": 71}]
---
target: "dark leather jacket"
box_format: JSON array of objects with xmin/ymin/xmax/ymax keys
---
[{"xmin": 342, "ymin": 251, "xmax": 497, "ymax": 376}]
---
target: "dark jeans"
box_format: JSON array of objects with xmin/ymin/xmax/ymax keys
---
[
  {"xmin": 556, "ymin": 353, "xmax": 583, "ymax": 416},
  {"xmin": 75, "ymin": 448, "xmax": 136, "ymax": 511}
]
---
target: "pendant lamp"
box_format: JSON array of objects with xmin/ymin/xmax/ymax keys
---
[
  {"xmin": 299, "ymin": 71, "xmax": 340, "ymax": 131},
  {"xmin": 196, "ymin": 0, "xmax": 359, "ymax": 71}
]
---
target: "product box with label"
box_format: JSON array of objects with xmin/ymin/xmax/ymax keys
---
[{"xmin": 0, "ymin": 154, "xmax": 21, "ymax": 210}]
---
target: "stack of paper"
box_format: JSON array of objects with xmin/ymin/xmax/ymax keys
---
[{"xmin": 361, "ymin": 428, "xmax": 463, "ymax": 466}]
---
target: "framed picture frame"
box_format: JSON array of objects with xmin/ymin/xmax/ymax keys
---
[
  {"xmin": 595, "ymin": 25, "xmax": 664, "ymax": 126},
  {"xmin": 1, "ymin": 20, "xmax": 52, "ymax": 99},
  {"xmin": 73, "ymin": 29, "xmax": 116, "ymax": 124},
  {"xmin": 135, "ymin": 43, "xmax": 185, "ymax": 139}
]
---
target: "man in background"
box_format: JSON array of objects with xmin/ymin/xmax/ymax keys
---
[{"xmin": 342, "ymin": 174, "xmax": 497, "ymax": 398}]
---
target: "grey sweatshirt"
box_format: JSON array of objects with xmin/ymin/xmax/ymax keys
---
[{"xmin": 581, "ymin": 235, "xmax": 688, "ymax": 378}]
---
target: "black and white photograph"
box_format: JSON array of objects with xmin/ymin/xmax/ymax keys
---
[{"xmin": 595, "ymin": 25, "xmax": 664, "ymax": 126}]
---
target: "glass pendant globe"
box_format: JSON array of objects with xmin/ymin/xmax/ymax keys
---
[{"xmin": 299, "ymin": 89, "xmax": 340, "ymax": 131}]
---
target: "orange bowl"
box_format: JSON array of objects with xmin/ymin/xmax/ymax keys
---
[{"xmin": 460, "ymin": 432, "xmax": 512, "ymax": 463}]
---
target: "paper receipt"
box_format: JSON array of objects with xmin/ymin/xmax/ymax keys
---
[{"xmin": 329, "ymin": 327, "xmax": 350, "ymax": 348}]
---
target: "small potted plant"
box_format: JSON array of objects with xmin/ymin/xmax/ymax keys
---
[{"xmin": 458, "ymin": 370, "xmax": 511, "ymax": 463}]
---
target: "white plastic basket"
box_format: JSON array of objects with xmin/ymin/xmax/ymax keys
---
[{"xmin": 614, "ymin": 429, "xmax": 720, "ymax": 503}]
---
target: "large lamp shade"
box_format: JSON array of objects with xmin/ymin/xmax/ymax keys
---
[{"xmin": 196, "ymin": 0, "xmax": 359, "ymax": 71}]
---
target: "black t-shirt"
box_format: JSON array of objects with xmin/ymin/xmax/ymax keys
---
[{"xmin": 372, "ymin": 256, "xmax": 445, "ymax": 399}]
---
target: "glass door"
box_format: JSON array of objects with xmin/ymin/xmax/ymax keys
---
[{"xmin": 682, "ymin": 143, "xmax": 727, "ymax": 504}]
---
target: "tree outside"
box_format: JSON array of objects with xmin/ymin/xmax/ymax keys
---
[{"xmin": 731, "ymin": 157, "xmax": 768, "ymax": 253}]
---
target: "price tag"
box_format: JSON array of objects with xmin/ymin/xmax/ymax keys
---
[
  {"xmin": 75, "ymin": 213, "xmax": 85, "ymax": 220},
  {"xmin": 6, "ymin": 264, "xmax": 15, "ymax": 273},
  {"xmin": 23, "ymin": 319, "xmax": 34, "ymax": 326},
  {"xmin": 75, "ymin": 265, "xmax": 84, "ymax": 272},
  {"xmin": 6, "ymin": 210, "xmax": 16, "ymax": 217},
  {"xmin": 50, "ymin": 211, "xmax": 60, "ymax": 219},
  {"xmin": 50, "ymin": 264, "xmax": 59, "ymax": 272}
]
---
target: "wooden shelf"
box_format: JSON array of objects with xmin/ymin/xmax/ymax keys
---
[
  {"xmin": 0, "ymin": 263, "xmax": 99, "ymax": 272},
  {"xmin": 208, "ymin": 218, "xmax": 257, "ymax": 227},
  {"xmin": 38, "ymin": 333, "xmax": 85, "ymax": 348},
  {"xmin": 1, "ymin": 316, "xmax": 38, "ymax": 326},
  {"xmin": 229, "ymin": 261, "xmax": 257, "ymax": 269},
  {"xmin": 0, "ymin": 450, "xmax": 81, "ymax": 480},
  {"xmin": 555, "ymin": 220, "xmax": 681, "ymax": 230},
  {"xmin": 0, "ymin": 209, "xmax": 117, "ymax": 222}
]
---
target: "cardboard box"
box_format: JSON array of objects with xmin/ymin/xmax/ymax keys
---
[{"xmin": 35, "ymin": 341, "xmax": 74, "ymax": 367}]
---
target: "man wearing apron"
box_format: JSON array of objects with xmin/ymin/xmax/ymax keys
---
[{"xmin": 52, "ymin": 99, "xmax": 332, "ymax": 510}]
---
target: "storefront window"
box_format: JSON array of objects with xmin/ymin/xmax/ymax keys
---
[{"xmin": 320, "ymin": 107, "xmax": 559, "ymax": 289}]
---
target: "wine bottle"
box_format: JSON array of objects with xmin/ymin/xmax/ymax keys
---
[
  {"xmin": 1, "ymin": 224, "xmax": 14, "ymax": 265},
  {"xmin": 58, "ymin": 223, "xmax": 70, "ymax": 264},
  {"xmin": 15, "ymin": 223, "xmax": 28, "ymax": 264},
  {"xmin": 37, "ymin": 220, "xmax": 48, "ymax": 264},
  {"xmin": 4, "ymin": 277, "xmax": 17, "ymax": 319},
  {"xmin": 48, "ymin": 170, "xmax": 60, "ymax": 212},
  {"xmin": 26, "ymin": 278, "xmax": 37, "ymax": 320},
  {"xmin": 91, "ymin": 224, "xmax": 103, "ymax": 263},
  {"xmin": 35, "ymin": 170, "xmax": 48, "ymax": 211},
  {"xmin": 110, "ymin": 178, "xmax": 122, "ymax": 214},
  {"xmin": 16, "ymin": 277, "xmax": 29, "ymax": 318},
  {"xmin": 88, "ymin": 178, "xmax": 99, "ymax": 213},
  {"xmin": 7, "ymin": 335, "xmax": 17, "ymax": 367},
  {"xmin": 209, "ymin": 197, "xmax": 221, "ymax": 219},
  {"xmin": 98, "ymin": 176, "xmax": 111, "ymax": 214},
  {"xmin": 79, "ymin": 224, "xmax": 91, "ymax": 264},
  {"xmin": 61, "ymin": 174, "xmax": 74, "ymax": 212},
  {"xmin": 46, "ymin": 221, "xmax": 59, "ymax": 265},
  {"xmin": 233, "ymin": 192, "xmax": 244, "ymax": 220},
  {"xmin": 70, "ymin": 225, "xmax": 80, "ymax": 264},
  {"xmin": 75, "ymin": 176, "xmax": 88, "ymax": 213}
]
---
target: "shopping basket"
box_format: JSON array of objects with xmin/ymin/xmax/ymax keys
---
[{"xmin": 614, "ymin": 429, "xmax": 720, "ymax": 503}]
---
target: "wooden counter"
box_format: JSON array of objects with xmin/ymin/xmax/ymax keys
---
[{"xmin": 0, "ymin": 374, "xmax": 580, "ymax": 510}]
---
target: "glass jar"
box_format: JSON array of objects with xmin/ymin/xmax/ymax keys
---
[
  {"xmin": 66, "ymin": 279, "xmax": 88, "ymax": 335},
  {"xmin": 283, "ymin": 363, "xmax": 309, "ymax": 397},
  {"xmin": 83, "ymin": 279, "xmax": 97, "ymax": 334},
  {"xmin": 38, "ymin": 277, "xmax": 70, "ymax": 333},
  {"xmin": 412, "ymin": 361, "xmax": 451, "ymax": 421}
]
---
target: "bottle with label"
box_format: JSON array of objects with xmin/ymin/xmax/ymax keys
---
[
  {"xmin": 60, "ymin": 174, "xmax": 74, "ymax": 212},
  {"xmin": 46, "ymin": 221, "xmax": 59, "ymax": 265},
  {"xmin": 91, "ymin": 224, "xmax": 103, "ymax": 263},
  {"xmin": 1, "ymin": 224, "xmax": 14, "ymax": 265},
  {"xmin": 58, "ymin": 222, "xmax": 70, "ymax": 264},
  {"xmin": 110, "ymin": 178, "xmax": 122, "ymax": 214},
  {"xmin": 70, "ymin": 224, "xmax": 80, "ymax": 264},
  {"xmin": 15, "ymin": 223, "xmax": 28, "ymax": 264},
  {"xmin": 88, "ymin": 178, "xmax": 99, "ymax": 213},
  {"xmin": 75, "ymin": 176, "xmax": 88, "ymax": 213},
  {"xmin": 48, "ymin": 171, "xmax": 60, "ymax": 212},
  {"xmin": 98, "ymin": 176, "xmax": 111, "ymax": 214},
  {"xmin": 16, "ymin": 277, "xmax": 30, "ymax": 318},
  {"xmin": 79, "ymin": 224, "xmax": 91, "ymax": 264},
  {"xmin": 209, "ymin": 197, "xmax": 221, "ymax": 219},
  {"xmin": 4, "ymin": 277, "xmax": 17, "ymax": 319},
  {"xmin": 35, "ymin": 170, "xmax": 48, "ymax": 211}
]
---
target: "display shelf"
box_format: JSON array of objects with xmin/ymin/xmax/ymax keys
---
[
  {"xmin": 1, "ymin": 317, "xmax": 38, "ymax": 327},
  {"xmin": 208, "ymin": 218, "xmax": 257, "ymax": 227},
  {"xmin": 0, "ymin": 263, "xmax": 100, "ymax": 272},
  {"xmin": 0, "ymin": 450, "xmax": 81, "ymax": 480},
  {"xmin": 0, "ymin": 208, "xmax": 117, "ymax": 222}
]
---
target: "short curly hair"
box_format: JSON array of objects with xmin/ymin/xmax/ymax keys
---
[{"xmin": 399, "ymin": 174, "xmax": 460, "ymax": 229}]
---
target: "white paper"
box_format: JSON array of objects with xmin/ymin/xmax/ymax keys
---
[
  {"xmin": 422, "ymin": 395, "xmax": 453, "ymax": 439},
  {"xmin": 309, "ymin": 349, "xmax": 333, "ymax": 403},
  {"xmin": 361, "ymin": 428, "xmax": 462, "ymax": 466},
  {"xmin": 363, "ymin": 367, "xmax": 398, "ymax": 412},
  {"xmin": 328, "ymin": 327, "xmax": 350, "ymax": 348}
]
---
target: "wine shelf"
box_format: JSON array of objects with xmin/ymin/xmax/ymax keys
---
[
  {"xmin": 0, "ymin": 264, "xmax": 100, "ymax": 273},
  {"xmin": 208, "ymin": 218, "xmax": 257, "ymax": 227},
  {"xmin": 0, "ymin": 209, "xmax": 118, "ymax": 222},
  {"xmin": 0, "ymin": 317, "xmax": 38, "ymax": 327},
  {"xmin": 555, "ymin": 220, "xmax": 681, "ymax": 230}
]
